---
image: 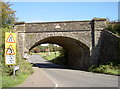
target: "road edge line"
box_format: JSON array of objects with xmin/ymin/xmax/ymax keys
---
[{"xmin": 40, "ymin": 68, "xmax": 58, "ymax": 88}]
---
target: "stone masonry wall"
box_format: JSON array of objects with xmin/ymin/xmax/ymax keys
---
[
  {"xmin": 99, "ymin": 30, "xmax": 120, "ymax": 64},
  {"xmin": 25, "ymin": 21, "xmax": 92, "ymax": 32}
]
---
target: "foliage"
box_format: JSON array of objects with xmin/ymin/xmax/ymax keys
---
[
  {"xmin": 1, "ymin": 2, "xmax": 16, "ymax": 28},
  {"xmin": 0, "ymin": 28, "xmax": 13, "ymax": 75},
  {"xmin": 0, "ymin": 2, "xmax": 33, "ymax": 87},
  {"xmin": 48, "ymin": 44, "xmax": 62, "ymax": 52},
  {"xmin": 42, "ymin": 48, "xmax": 68, "ymax": 66},
  {"xmin": 31, "ymin": 47, "xmax": 41, "ymax": 53},
  {"xmin": 0, "ymin": 28, "xmax": 12, "ymax": 75},
  {"xmin": 17, "ymin": 59, "xmax": 33, "ymax": 75},
  {"xmin": 106, "ymin": 23, "xmax": 120, "ymax": 36},
  {"xmin": 88, "ymin": 62, "xmax": 120, "ymax": 75},
  {"xmin": 42, "ymin": 51, "xmax": 60, "ymax": 60},
  {"xmin": 31, "ymin": 44, "xmax": 62, "ymax": 53},
  {"xmin": 0, "ymin": 28, "xmax": 33, "ymax": 87}
]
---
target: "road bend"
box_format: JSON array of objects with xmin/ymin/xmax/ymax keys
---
[{"xmin": 28, "ymin": 55, "xmax": 118, "ymax": 87}]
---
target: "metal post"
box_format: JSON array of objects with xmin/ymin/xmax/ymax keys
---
[{"xmin": 13, "ymin": 65, "xmax": 15, "ymax": 78}]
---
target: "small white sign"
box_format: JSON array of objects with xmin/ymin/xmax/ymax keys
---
[
  {"xmin": 14, "ymin": 66, "xmax": 19, "ymax": 71},
  {"xmin": 55, "ymin": 24, "xmax": 61, "ymax": 29},
  {"xmin": 24, "ymin": 53, "xmax": 28, "ymax": 59},
  {"xmin": 5, "ymin": 55, "xmax": 16, "ymax": 65}
]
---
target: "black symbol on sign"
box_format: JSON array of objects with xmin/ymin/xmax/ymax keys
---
[
  {"xmin": 6, "ymin": 45, "xmax": 15, "ymax": 55},
  {"xmin": 6, "ymin": 34, "xmax": 15, "ymax": 43}
]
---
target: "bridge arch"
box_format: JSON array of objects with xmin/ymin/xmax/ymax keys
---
[
  {"xmin": 15, "ymin": 18, "xmax": 107, "ymax": 69},
  {"xmin": 29, "ymin": 36, "xmax": 90, "ymax": 69}
]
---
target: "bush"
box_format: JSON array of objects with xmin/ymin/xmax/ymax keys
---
[
  {"xmin": 88, "ymin": 62, "xmax": 120, "ymax": 75},
  {"xmin": 0, "ymin": 28, "xmax": 33, "ymax": 76},
  {"xmin": 106, "ymin": 23, "xmax": 120, "ymax": 36},
  {"xmin": 0, "ymin": 28, "xmax": 33, "ymax": 87},
  {"xmin": 17, "ymin": 58, "xmax": 33, "ymax": 76},
  {"xmin": 0, "ymin": 28, "xmax": 13, "ymax": 75}
]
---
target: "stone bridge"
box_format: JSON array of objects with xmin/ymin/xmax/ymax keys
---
[{"xmin": 14, "ymin": 18, "xmax": 119, "ymax": 69}]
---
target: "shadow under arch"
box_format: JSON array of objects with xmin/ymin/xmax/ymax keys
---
[{"xmin": 29, "ymin": 36, "xmax": 90, "ymax": 69}]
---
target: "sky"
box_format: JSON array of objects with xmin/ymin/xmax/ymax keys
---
[{"xmin": 11, "ymin": 2, "xmax": 118, "ymax": 22}]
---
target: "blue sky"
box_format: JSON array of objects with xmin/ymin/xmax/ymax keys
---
[{"xmin": 11, "ymin": 2, "xmax": 118, "ymax": 22}]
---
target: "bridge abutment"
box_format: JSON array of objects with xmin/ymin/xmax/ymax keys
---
[{"xmin": 89, "ymin": 18, "xmax": 106, "ymax": 65}]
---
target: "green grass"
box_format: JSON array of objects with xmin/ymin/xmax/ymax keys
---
[
  {"xmin": 2, "ymin": 73, "xmax": 30, "ymax": 87},
  {"xmin": 0, "ymin": 75, "xmax": 2, "ymax": 88},
  {"xmin": 88, "ymin": 63, "xmax": 120, "ymax": 75},
  {"xmin": 1, "ymin": 58, "xmax": 33, "ymax": 88},
  {"xmin": 31, "ymin": 51, "xmax": 60, "ymax": 60},
  {"xmin": 43, "ymin": 52, "xmax": 60, "ymax": 60},
  {"xmin": 105, "ymin": 69, "xmax": 119, "ymax": 74}
]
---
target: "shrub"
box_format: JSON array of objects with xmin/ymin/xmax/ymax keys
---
[
  {"xmin": 106, "ymin": 23, "xmax": 120, "ymax": 36},
  {"xmin": 88, "ymin": 62, "xmax": 119, "ymax": 75},
  {"xmin": 0, "ymin": 28, "xmax": 33, "ymax": 76}
]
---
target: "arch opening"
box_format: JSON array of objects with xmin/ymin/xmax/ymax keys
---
[
  {"xmin": 29, "ymin": 36, "xmax": 90, "ymax": 69},
  {"xmin": 30, "ymin": 43, "xmax": 67, "ymax": 66}
]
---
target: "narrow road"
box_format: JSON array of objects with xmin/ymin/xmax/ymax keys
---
[{"xmin": 27, "ymin": 55, "xmax": 118, "ymax": 87}]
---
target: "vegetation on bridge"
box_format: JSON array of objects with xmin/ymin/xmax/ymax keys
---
[{"xmin": 106, "ymin": 22, "xmax": 120, "ymax": 36}]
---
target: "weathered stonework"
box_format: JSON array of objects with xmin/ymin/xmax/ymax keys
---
[
  {"xmin": 14, "ymin": 18, "xmax": 119, "ymax": 69},
  {"xmin": 99, "ymin": 30, "xmax": 120, "ymax": 64}
]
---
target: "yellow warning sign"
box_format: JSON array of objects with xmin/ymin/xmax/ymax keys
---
[
  {"xmin": 5, "ymin": 32, "xmax": 16, "ymax": 65},
  {"xmin": 6, "ymin": 33, "xmax": 15, "ymax": 43},
  {"xmin": 6, "ymin": 45, "xmax": 15, "ymax": 55},
  {"xmin": 5, "ymin": 32, "xmax": 16, "ymax": 43}
]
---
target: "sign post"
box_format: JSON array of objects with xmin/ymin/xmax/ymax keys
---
[{"xmin": 5, "ymin": 32, "xmax": 16, "ymax": 78}]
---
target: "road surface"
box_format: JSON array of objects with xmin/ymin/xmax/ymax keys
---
[{"xmin": 28, "ymin": 55, "xmax": 119, "ymax": 87}]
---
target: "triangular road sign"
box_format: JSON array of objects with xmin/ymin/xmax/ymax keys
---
[
  {"xmin": 6, "ymin": 34, "xmax": 15, "ymax": 43},
  {"xmin": 6, "ymin": 45, "xmax": 15, "ymax": 55}
]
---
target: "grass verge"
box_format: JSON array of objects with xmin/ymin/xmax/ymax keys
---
[
  {"xmin": 31, "ymin": 51, "xmax": 60, "ymax": 60},
  {"xmin": 2, "ymin": 73, "xmax": 30, "ymax": 87},
  {"xmin": 88, "ymin": 63, "xmax": 120, "ymax": 75},
  {"xmin": 2, "ymin": 58, "xmax": 33, "ymax": 88}
]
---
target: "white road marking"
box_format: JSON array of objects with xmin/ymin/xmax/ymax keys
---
[{"xmin": 40, "ymin": 68, "xmax": 58, "ymax": 87}]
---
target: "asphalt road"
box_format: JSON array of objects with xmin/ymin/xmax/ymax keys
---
[{"xmin": 28, "ymin": 55, "xmax": 119, "ymax": 87}]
